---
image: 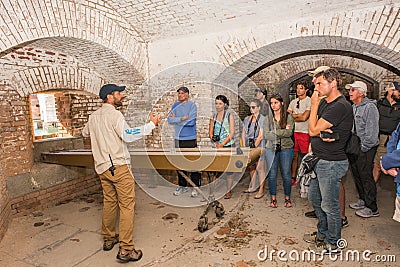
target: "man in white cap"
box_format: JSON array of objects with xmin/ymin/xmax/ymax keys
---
[
  {"xmin": 346, "ymin": 81, "xmax": 380, "ymax": 218},
  {"xmin": 373, "ymin": 81, "xmax": 400, "ymax": 182}
]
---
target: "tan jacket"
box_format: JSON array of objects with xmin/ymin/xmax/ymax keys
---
[{"xmin": 82, "ymin": 103, "xmax": 155, "ymax": 174}]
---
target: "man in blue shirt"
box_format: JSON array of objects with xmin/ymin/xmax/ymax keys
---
[
  {"xmin": 381, "ymin": 122, "xmax": 400, "ymax": 223},
  {"xmin": 168, "ymin": 86, "xmax": 200, "ymax": 197}
]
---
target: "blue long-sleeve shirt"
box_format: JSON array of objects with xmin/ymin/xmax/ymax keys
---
[
  {"xmin": 167, "ymin": 100, "xmax": 197, "ymax": 140},
  {"xmin": 382, "ymin": 122, "xmax": 400, "ymax": 183}
]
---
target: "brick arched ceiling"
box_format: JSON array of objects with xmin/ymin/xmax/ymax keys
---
[
  {"xmin": 0, "ymin": 37, "xmax": 145, "ymax": 96},
  {"xmin": 215, "ymin": 36, "xmax": 400, "ymax": 89},
  {"xmin": 102, "ymin": 0, "xmax": 396, "ymax": 42},
  {"xmin": 0, "ymin": 0, "xmax": 146, "ymax": 72},
  {"xmin": 0, "ymin": 1, "xmax": 398, "ymax": 96},
  {"xmin": 251, "ymin": 54, "xmax": 399, "ymax": 91}
]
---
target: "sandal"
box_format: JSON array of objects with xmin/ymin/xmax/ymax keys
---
[
  {"xmin": 254, "ymin": 193, "xmax": 264, "ymax": 199},
  {"xmin": 243, "ymin": 189, "xmax": 256, "ymax": 193},
  {"xmin": 224, "ymin": 191, "xmax": 232, "ymax": 199},
  {"xmin": 284, "ymin": 198, "xmax": 292, "ymax": 208},
  {"xmin": 270, "ymin": 199, "xmax": 277, "ymax": 208}
]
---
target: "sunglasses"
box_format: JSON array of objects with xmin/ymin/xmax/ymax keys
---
[
  {"xmin": 250, "ymin": 106, "xmax": 258, "ymax": 109},
  {"xmin": 296, "ymin": 100, "xmax": 300, "ymax": 109}
]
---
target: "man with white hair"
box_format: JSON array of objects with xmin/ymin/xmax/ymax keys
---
[
  {"xmin": 373, "ymin": 81, "xmax": 400, "ymax": 182},
  {"xmin": 346, "ymin": 81, "xmax": 380, "ymax": 218}
]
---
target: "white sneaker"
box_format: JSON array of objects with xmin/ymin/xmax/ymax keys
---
[
  {"xmin": 355, "ymin": 207, "xmax": 380, "ymax": 218},
  {"xmin": 349, "ymin": 199, "xmax": 365, "ymax": 210},
  {"xmin": 191, "ymin": 189, "xmax": 198, "ymax": 198},
  {"xmin": 173, "ymin": 186, "xmax": 188, "ymax": 196}
]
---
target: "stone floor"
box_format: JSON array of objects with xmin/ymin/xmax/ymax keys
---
[{"xmin": 0, "ymin": 171, "xmax": 399, "ymax": 267}]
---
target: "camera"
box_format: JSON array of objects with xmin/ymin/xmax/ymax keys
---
[
  {"xmin": 248, "ymin": 138, "xmax": 255, "ymax": 148},
  {"xmin": 211, "ymin": 135, "xmax": 220, "ymax": 143},
  {"xmin": 320, "ymin": 131, "xmax": 339, "ymax": 140},
  {"xmin": 272, "ymin": 143, "xmax": 281, "ymax": 153}
]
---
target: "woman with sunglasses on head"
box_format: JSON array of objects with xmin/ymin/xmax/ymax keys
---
[
  {"xmin": 264, "ymin": 93, "xmax": 294, "ymax": 208},
  {"xmin": 209, "ymin": 95, "xmax": 235, "ymax": 199},
  {"xmin": 242, "ymin": 99, "xmax": 267, "ymax": 198}
]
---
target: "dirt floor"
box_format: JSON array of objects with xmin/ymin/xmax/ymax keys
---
[{"xmin": 0, "ymin": 171, "xmax": 399, "ymax": 267}]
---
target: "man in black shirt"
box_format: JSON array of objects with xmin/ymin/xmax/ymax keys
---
[
  {"xmin": 373, "ymin": 81, "xmax": 400, "ymax": 182},
  {"xmin": 303, "ymin": 67, "xmax": 353, "ymax": 254}
]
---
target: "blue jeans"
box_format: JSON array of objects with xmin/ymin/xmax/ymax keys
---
[
  {"xmin": 308, "ymin": 159, "xmax": 348, "ymax": 246},
  {"xmin": 266, "ymin": 148, "xmax": 293, "ymax": 197}
]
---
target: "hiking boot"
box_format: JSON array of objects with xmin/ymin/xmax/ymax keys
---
[
  {"xmin": 355, "ymin": 207, "xmax": 380, "ymax": 218},
  {"xmin": 173, "ymin": 186, "xmax": 188, "ymax": 196},
  {"xmin": 308, "ymin": 241, "xmax": 340, "ymax": 255},
  {"xmin": 303, "ymin": 231, "xmax": 324, "ymax": 244},
  {"xmin": 191, "ymin": 188, "xmax": 198, "ymax": 198},
  {"xmin": 305, "ymin": 210, "xmax": 317, "ymax": 218},
  {"xmin": 341, "ymin": 216, "xmax": 349, "ymax": 228},
  {"xmin": 116, "ymin": 248, "xmax": 143, "ymax": 262},
  {"xmin": 349, "ymin": 199, "xmax": 365, "ymax": 210},
  {"xmin": 103, "ymin": 234, "xmax": 119, "ymax": 251}
]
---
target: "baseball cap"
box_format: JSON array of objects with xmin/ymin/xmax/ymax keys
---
[
  {"xmin": 308, "ymin": 66, "xmax": 331, "ymax": 76},
  {"xmin": 177, "ymin": 86, "xmax": 189, "ymax": 93},
  {"xmin": 383, "ymin": 81, "xmax": 400, "ymax": 91},
  {"xmin": 345, "ymin": 81, "xmax": 368, "ymax": 93},
  {"xmin": 99, "ymin": 84, "xmax": 126, "ymax": 100}
]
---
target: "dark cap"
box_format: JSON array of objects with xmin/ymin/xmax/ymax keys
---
[
  {"xmin": 255, "ymin": 88, "xmax": 268, "ymax": 96},
  {"xmin": 99, "ymin": 84, "xmax": 126, "ymax": 100},
  {"xmin": 177, "ymin": 86, "xmax": 189, "ymax": 93},
  {"xmin": 394, "ymin": 81, "xmax": 400, "ymax": 91}
]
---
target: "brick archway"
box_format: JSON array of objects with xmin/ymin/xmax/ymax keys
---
[
  {"xmin": 0, "ymin": 0, "xmax": 146, "ymax": 75},
  {"xmin": 275, "ymin": 68, "xmax": 380, "ymax": 99},
  {"xmin": 2, "ymin": 37, "xmax": 145, "ymax": 97},
  {"xmin": 216, "ymin": 36, "xmax": 400, "ymax": 88}
]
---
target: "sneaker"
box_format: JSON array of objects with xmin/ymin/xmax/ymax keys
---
[
  {"xmin": 116, "ymin": 248, "xmax": 143, "ymax": 262},
  {"xmin": 173, "ymin": 186, "xmax": 188, "ymax": 196},
  {"xmin": 191, "ymin": 189, "xmax": 198, "ymax": 198},
  {"xmin": 308, "ymin": 241, "xmax": 340, "ymax": 255},
  {"xmin": 103, "ymin": 234, "xmax": 119, "ymax": 251},
  {"xmin": 341, "ymin": 216, "xmax": 349, "ymax": 228},
  {"xmin": 355, "ymin": 207, "xmax": 380, "ymax": 218},
  {"xmin": 303, "ymin": 231, "xmax": 324, "ymax": 244},
  {"xmin": 349, "ymin": 199, "xmax": 365, "ymax": 210},
  {"xmin": 305, "ymin": 210, "xmax": 317, "ymax": 218}
]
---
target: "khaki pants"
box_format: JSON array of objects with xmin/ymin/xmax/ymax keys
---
[
  {"xmin": 374, "ymin": 134, "xmax": 390, "ymax": 164},
  {"xmin": 99, "ymin": 164, "xmax": 135, "ymax": 250}
]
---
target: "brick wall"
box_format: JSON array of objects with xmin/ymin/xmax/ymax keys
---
[
  {"xmin": 10, "ymin": 173, "xmax": 101, "ymax": 216},
  {"xmin": 0, "ymin": 85, "xmax": 33, "ymax": 241},
  {"xmin": 54, "ymin": 91, "xmax": 102, "ymax": 137}
]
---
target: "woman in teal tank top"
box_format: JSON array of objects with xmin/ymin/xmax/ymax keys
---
[{"xmin": 209, "ymin": 95, "xmax": 235, "ymax": 199}]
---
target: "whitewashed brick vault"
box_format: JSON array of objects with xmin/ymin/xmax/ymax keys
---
[{"xmin": 0, "ymin": 0, "xmax": 399, "ymax": 96}]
